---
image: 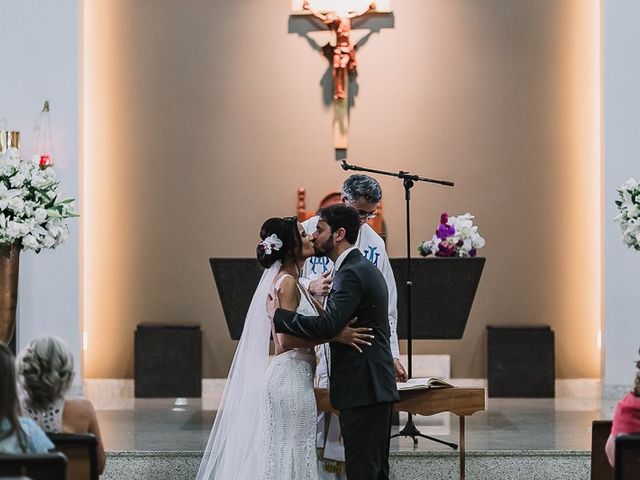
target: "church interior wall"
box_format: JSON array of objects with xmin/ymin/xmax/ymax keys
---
[{"xmin": 78, "ymin": 0, "xmax": 602, "ymax": 379}]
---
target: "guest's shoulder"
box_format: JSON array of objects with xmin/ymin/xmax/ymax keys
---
[
  {"xmin": 620, "ymin": 392, "xmax": 640, "ymax": 410},
  {"xmin": 65, "ymin": 397, "xmax": 96, "ymax": 417}
]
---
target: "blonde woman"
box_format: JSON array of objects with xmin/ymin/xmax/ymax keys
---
[
  {"xmin": 0, "ymin": 343, "xmax": 53, "ymax": 454},
  {"xmin": 17, "ymin": 336, "xmax": 106, "ymax": 475}
]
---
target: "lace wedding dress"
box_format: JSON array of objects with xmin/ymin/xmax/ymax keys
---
[
  {"xmin": 196, "ymin": 263, "xmax": 320, "ymax": 480},
  {"xmin": 255, "ymin": 274, "xmax": 319, "ymax": 480}
]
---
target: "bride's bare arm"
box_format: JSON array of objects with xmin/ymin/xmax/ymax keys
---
[
  {"xmin": 275, "ymin": 277, "xmax": 317, "ymax": 350},
  {"xmin": 274, "ymin": 278, "xmax": 371, "ymax": 351}
]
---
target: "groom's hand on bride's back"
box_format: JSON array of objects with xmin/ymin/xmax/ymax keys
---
[{"xmin": 330, "ymin": 317, "xmax": 374, "ymax": 353}]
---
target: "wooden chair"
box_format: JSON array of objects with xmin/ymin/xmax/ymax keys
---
[
  {"xmin": 296, "ymin": 187, "xmax": 387, "ymax": 241},
  {"xmin": 614, "ymin": 433, "xmax": 640, "ymax": 480},
  {"xmin": 0, "ymin": 453, "xmax": 66, "ymax": 480},
  {"xmin": 591, "ymin": 420, "xmax": 614, "ymax": 480},
  {"xmin": 47, "ymin": 433, "xmax": 98, "ymax": 480}
]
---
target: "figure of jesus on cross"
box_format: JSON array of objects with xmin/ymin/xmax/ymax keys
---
[{"xmin": 302, "ymin": 0, "xmax": 377, "ymax": 101}]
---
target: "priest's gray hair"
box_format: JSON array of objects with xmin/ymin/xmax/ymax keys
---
[
  {"xmin": 341, "ymin": 174, "xmax": 382, "ymax": 204},
  {"xmin": 17, "ymin": 336, "xmax": 75, "ymax": 411}
]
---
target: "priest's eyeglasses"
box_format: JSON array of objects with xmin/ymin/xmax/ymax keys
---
[{"xmin": 356, "ymin": 209, "xmax": 377, "ymax": 220}]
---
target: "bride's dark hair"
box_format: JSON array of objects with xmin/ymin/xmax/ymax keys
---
[{"xmin": 256, "ymin": 217, "xmax": 302, "ymax": 269}]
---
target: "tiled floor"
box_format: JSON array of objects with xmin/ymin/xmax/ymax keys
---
[{"xmin": 88, "ymin": 379, "xmax": 618, "ymax": 454}]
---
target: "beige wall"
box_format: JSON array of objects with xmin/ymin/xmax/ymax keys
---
[{"xmin": 82, "ymin": 0, "xmax": 601, "ymax": 379}]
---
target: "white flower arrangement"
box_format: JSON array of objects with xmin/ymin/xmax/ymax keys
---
[
  {"xmin": 614, "ymin": 177, "xmax": 640, "ymax": 252},
  {"xmin": 418, "ymin": 212, "xmax": 485, "ymax": 258},
  {"xmin": 0, "ymin": 147, "xmax": 78, "ymax": 252}
]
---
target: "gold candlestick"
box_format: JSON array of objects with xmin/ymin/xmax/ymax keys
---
[{"xmin": 0, "ymin": 130, "xmax": 20, "ymax": 154}]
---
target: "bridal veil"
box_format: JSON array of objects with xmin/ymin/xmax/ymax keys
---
[{"xmin": 196, "ymin": 261, "xmax": 280, "ymax": 480}]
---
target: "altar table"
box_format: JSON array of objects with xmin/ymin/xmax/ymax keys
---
[{"xmin": 314, "ymin": 387, "xmax": 486, "ymax": 480}]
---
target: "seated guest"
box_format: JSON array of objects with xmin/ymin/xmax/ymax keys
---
[
  {"xmin": 17, "ymin": 336, "xmax": 106, "ymax": 474},
  {"xmin": 605, "ymin": 348, "xmax": 640, "ymax": 467},
  {"xmin": 0, "ymin": 342, "xmax": 53, "ymax": 454}
]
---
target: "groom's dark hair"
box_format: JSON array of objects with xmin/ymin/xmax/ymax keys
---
[{"xmin": 318, "ymin": 204, "xmax": 360, "ymax": 244}]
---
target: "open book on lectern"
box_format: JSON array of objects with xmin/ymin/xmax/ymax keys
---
[{"xmin": 396, "ymin": 377, "xmax": 454, "ymax": 391}]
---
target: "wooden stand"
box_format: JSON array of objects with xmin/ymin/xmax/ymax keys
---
[{"xmin": 315, "ymin": 387, "xmax": 485, "ymax": 480}]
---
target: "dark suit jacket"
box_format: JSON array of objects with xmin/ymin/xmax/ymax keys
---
[{"xmin": 273, "ymin": 249, "xmax": 399, "ymax": 410}]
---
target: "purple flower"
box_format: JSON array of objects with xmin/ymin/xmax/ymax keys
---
[
  {"xmin": 436, "ymin": 241, "xmax": 455, "ymax": 257},
  {"xmin": 436, "ymin": 223, "xmax": 456, "ymax": 240},
  {"xmin": 440, "ymin": 213, "xmax": 449, "ymax": 225},
  {"xmin": 469, "ymin": 248, "xmax": 477, "ymax": 257}
]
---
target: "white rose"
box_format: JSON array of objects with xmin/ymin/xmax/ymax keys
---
[
  {"xmin": 22, "ymin": 201, "xmax": 36, "ymax": 218},
  {"xmin": 8, "ymin": 196, "xmax": 25, "ymax": 214},
  {"xmin": 0, "ymin": 164, "xmax": 15, "ymax": 176},
  {"xmin": 428, "ymin": 234, "xmax": 441, "ymax": 254},
  {"xmin": 9, "ymin": 173, "xmax": 26, "ymax": 187},
  {"xmin": 623, "ymin": 177, "xmax": 639, "ymax": 190},
  {"xmin": 34, "ymin": 208, "xmax": 48, "ymax": 223},
  {"xmin": 57, "ymin": 228, "xmax": 69, "ymax": 244},
  {"xmin": 41, "ymin": 167, "xmax": 57, "ymax": 181},
  {"xmin": 1, "ymin": 148, "xmax": 21, "ymax": 168},
  {"xmin": 30, "ymin": 172, "xmax": 49, "ymax": 188},
  {"xmin": 47, "ymin": 221, "xmax": 63, "ymax": 238},
  {"xmin": 22, "ymin": 234, "xmax": 40, "ymax": 250},
  {"xmin": 7, "ymin": 221, "xmax": 27, "ymax": 239},
  {"xmin": 43, "ymin": 234, "xmax": 55, "ymax": 248},
  {"xmin": 31, "ymin": 224, "xmax": 47, "ymax": 237},
  {"xmin": 472, "ymin": 234, "xmax": 486, "ymax": 249},
  {"xmin": 0, "ymin": 184, "xmax": 20, "ymax": 210}
]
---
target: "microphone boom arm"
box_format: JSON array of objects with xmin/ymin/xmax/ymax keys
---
[{"xmin": 340, "ymin": 160, "xmax": 454, "ymax": 187}]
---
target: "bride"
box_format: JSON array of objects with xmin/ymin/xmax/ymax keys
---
[{"xmin": 197, "ymin": 216, "xmax": 371, "ymax": 480}]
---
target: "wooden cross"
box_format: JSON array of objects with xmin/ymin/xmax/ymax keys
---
[{"xmin": 291, "ymin": 0, "xmax": 392, "ymax": 154}]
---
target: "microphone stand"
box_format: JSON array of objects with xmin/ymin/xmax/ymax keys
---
[{"xmin": 341, "ymin": 160, "xmax": 458, "ymax": 449}]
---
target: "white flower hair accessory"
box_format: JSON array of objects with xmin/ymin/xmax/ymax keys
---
[{"xmin": 259, "ymin": 233, "xmax": 283, "ymax": 255}]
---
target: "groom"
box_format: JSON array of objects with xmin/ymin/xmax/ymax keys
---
[{"xmin": 273, "ymin": 204, "xmax": 399, "ymax": 480}]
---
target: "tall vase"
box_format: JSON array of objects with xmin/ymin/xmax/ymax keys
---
[{"xmin": 0, "ymin": 243, "xmax": 20, "ymax": 345}]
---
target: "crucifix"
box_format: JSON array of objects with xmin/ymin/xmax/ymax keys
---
[{"xmin": 292, "ymin": 0, "xmax": 392, "ymax": 156}]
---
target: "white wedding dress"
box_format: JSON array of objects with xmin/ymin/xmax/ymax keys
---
[
  {"xmin": 196, "ymin": 264, "xmax": 319, "ymax": 480},
  {"xmin": 255, "ymin": 274, "xmax": 319, "ymax": 480}
]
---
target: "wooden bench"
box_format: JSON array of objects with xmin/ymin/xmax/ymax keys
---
[
  {"xmin": 315, "ymin": 386, "xmax": 485, "ymax": 480},
  {"xmin": 591, "ymin": 420, "xmax": 613, "ymax": 480},
  {"xmin": 615, "ymin": 433, "xmax": 640, "ymax": 480},
  {"xmin": 0, "ymin": 453, "xmax": 67, "ymax": 480},
  {"xmin": 48, "ymin": 433, "xmax": 99, "ymax": 480}
]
